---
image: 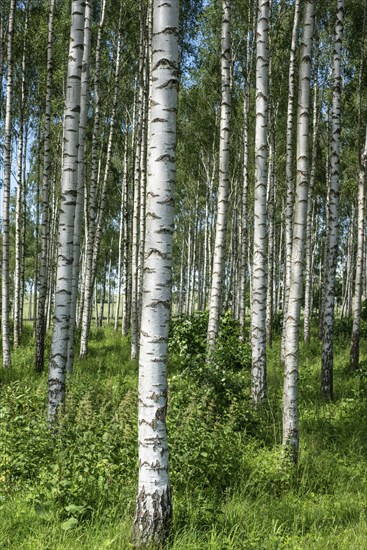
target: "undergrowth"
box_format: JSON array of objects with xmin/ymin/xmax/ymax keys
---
[{"xmin": 0, "ymin": 318, "xmax": 366, "ymax": 548}]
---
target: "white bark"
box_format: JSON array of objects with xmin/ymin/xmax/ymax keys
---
[
  {"xmin": 207, "ymin": 0, "xmax": 231, "ymax": 351},
  {"xmin": 36, "ymin": 0, "xmax": 56, "ymax": 372},
  {"xmin": 350, "ymin": 128, "xmax": 367, "ymax": 370},
  {"xmin": 79, "ymin": 0, "xmax": 106, "ymax": 358},
  {"xmin": 48, "ymin": 0, "xmax": 84, "ymax": 422},
  {"xmin": 14, "ymin": 6, "xmax": 28, "ymax": 348},
  {"xmin": 321, "ymin": 0, "xmax": 344, "ymax": 400},
  {"xmin": 134, "ymin": 0, "xmax": 179, "ymax": 544},
  {"xmin": 2, "ymin": 0, "xmax": 16, "ymax": 369},
  {"xmin": 251, "ymin": 0, "xmax": 269, "ymax": 402},
  {"xmin": 67, "ymin": 0, "xmax": 92, "ymax": 374},
  {"xmin": 283, "ymin": 0, "xmax": 314, "ymax": 462},
  {"xmin": 304, "ymin": 38, "xmax": 319, "ymax": 344},
  {"xmin": 115, "ymin": 132, "xmax": 128, "ymax": 331},
  {"xmin": 281, "ymin": 0, "xmax": 301, "ymax": 361}
]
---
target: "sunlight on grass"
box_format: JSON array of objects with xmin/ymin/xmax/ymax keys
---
[{"xmin": 0, "ymin": 321, "xmax": 366, "ymax": 548}]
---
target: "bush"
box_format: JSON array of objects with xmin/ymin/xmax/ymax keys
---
[{"xmin": 169, "ymin": 311, "xmax": 251, "ymax": 403}]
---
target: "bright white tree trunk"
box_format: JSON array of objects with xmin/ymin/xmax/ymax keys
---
[
  {"xmin": 281, "ymin": 0, "xmax": 300, "ymax": 361},
  {"xmin": 2, "ymin": 0, "xmax": 16, "ymax": 369},
  {"xmin": 283, "ymin": 0, "xmax": 314, "ymax": 461},
  {"xmin": 304, "ymin": 39, "xmax": 319, "ymax": 344},
  {"xmin": 239, "ymin": 7, "xmax": 254, "ymax": 340},
  {"xmin": 251, "ymin": 0, "xmax": 269, "ymax": 402},
  {"xmin": 321, "ymin": 0, "xmax": 344, "ymax": 400},
  {"xmin": 48, "ymin": 0, "xmax": 84, "ymax": 422},
  {"xmin": 207, "ymin": 0, "xmax": 231, "ymax": 351},
  {"xmin": 14, "ymin": 5, "xmax": 29, "ymax": 348},
  {"xmin": 350, "ymin": 128, "xmax": 367, "ymax": 370},
  {"xmin": 66, "ymin": 0, "xmax": 92, "ymax": 374},
  {"xmin": 134, "ymin": 0, "xmax": 179, "ymax": 544},
  {"xmin": 79, "ymin": 0, "xmax": 106, "ymax": 358},
  {"xmin": 131, "ymin": 5, "xmax": 147, "ymax": 360},
  {"xmin": 115, "ymin": 132, "xmax": 128, "ymax": 331}
]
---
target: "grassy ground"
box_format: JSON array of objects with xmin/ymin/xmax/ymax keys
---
[{"xmin": 0, "ymin": 320, "xmax": 367, "ymax": 549}]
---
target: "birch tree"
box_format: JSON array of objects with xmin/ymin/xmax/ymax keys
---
[
  {"xmin": 14, "ymin": 3, "xmax": 29, "ymax": 348},
  {"xmin": 48, "ymin": 0, "xmax": 84, "ymax": 422},
  {"xmin": 67, "ymin": 0, "xmax": 92, "ymax": 374},
  {"xmin": 36, "ymin": 0, "xmax": 56, "ymax": 373},
  {"xmin": 134, "ymin": 0, "xmax": 179, "ymax": 544},
  {"xmin": 321, "ymin": 0, "xmax": 344, "ymax": 400},
  {"xmin": 206, "ymin": 0, "xmax": 231, "ymax": 352},
  {"xmin": 79, "ymin": 0, "xmax": 106, "ymax": 358},
  {"xmin": 281, "ymin": 0, "xmax": 300, "ymax": 361},
  {"xmin": 251, "ymin": 0, "xmax": 269, "ymax": 402},
  {"xmin": 283, "ymin": 0, "xmax": 314, "ymax": 462},
  {"xmin": 2, "ymin": 0, "xmax": 16, "ymax": 369},
  {"xmin": 350, "ymin": 128, "xmax": 367, "ymax": 371}
]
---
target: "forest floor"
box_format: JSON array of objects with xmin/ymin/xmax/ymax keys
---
[{"xmin": 1, "ymin": 319, "xmax": 367, "ymax": 549}]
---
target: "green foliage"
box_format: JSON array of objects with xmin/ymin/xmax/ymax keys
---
[
  {"xmin": 169, "ymin": 312, "xmax": 251, "ymax": 404},
  {"xmin": 0, "ymin": 325, "xmax": 367, "ymax": 548}
]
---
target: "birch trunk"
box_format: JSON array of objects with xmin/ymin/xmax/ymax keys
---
[
  {"xmin": 283, "ymin": 0, "xmax": 314, "ymax": 462},
  {"xmin": 36, "ymin": 0, "xmax": 56, "ymax": 372},
  {"xmin": 48, "ymin": 0, "xmax": 84, "ymax": 422},
  {"xmin": 251, "ymin": 0, "xmax": 269, "ymax": 402},
  {"xmin": 350, "ymin": 129, "xmax": 367, "ymax": 371},
  {"xmin": 281, "ymin": 0, "xmax": 300, "ymax": 361},
  {"xmin": 66, "ymin": 0, "xmax": 92, "ymax": 374},
  {"xmin": 79, "ymin": 0, "xmax": 106, "ymax": 358},
  {"xmin": 134, "ymin": 0, "xmax": 179, "ymax": 544},
  {"xmin": 131, "ymin": 4, "xmax": 146, "ymax": 360},
  {"xmin": 239, "ymin": 31, "xmax": 252, "ymax": 339},
  {"xmin": 2, "ymin": 0, "xmax": 16, "ymax": 368},
  {"xmin": 14, "ymin": 4, "xmax": 28, "ymax": 347},
  {"xmin": 304, "ymin": 38, "xmax": 319, "ymax": 344},
  {"xmin": 321, "ymin": 0, "xmax": 344, "ymax": 400},
  {"xmin": 20, "ymin": 122, "xmax": 29, "ymax": 331},
  {"xmin": 114, "ymin": 133, "xmax": 128, "ymax": 331},
  {"xmin": 122, "ymin": 129, "xmax": 131, "ymax": 336},
  {"xmin": 207, "ymin": 0, "xmax": 231, "ymax": 351}
]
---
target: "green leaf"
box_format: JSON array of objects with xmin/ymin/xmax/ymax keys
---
[
  {"xmin": 61, "ymin": 517, "xmax": 79, "ymax": 531},
  {"xmin": 65, "ymin": 504, "xmax": 85, "ymax": 515}
]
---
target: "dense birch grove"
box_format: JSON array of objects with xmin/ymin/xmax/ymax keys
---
[{"xmin": 0, "ymin": 0, "xmax": 367, "ymax": 546}]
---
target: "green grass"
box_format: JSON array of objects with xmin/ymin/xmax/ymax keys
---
[{"xmin": 0, "ymin": 321, "xmax": 366, "ymax": 548}]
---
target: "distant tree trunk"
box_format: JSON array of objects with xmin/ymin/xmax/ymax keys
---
[
  {"xmin": 80, "ymin": 5, "xmax": 122, "ymax": 356},
  {"xmin": 134, "ymin": 0, "xmax": 179, "ymax": 545},
  {"xmin": 131, "ymin": 2, "xmax": 147, "ymax": 360},
  {"xmin": 239, "ymin": 22, "xmax": 253, "ymax": 339},
  {"xmin": 281, "ymin": 0, "xmax": 301, "ymax": 362},
  {"xmin": 107, "ymin": 246, "xmax": 113, "ymax": 323},
  {"xmin": 350, "ymin": 128, "xmax": 367, "ymax": 371},
  {"xmin": 14, "ymin": 3, "xmax": 28, "ymax": 348},
  {"xmin": 341, "ymin": 213, "xmax": 355, "ymax": 318},
  {"xmin": 321, "ymin": 0, "xmax": 344, "ymax": 401},
  {"xmin": 304, "ymin": 37, "xmax": 319, "ymax": 344},
  {"xmin": 115, "ymin": 133, "xmax": 128, "ymax": 331},
  {"xmin": 48, "ymin": 0, "xmax": 84, "ymax": 423},
  {"xmin": 2, "ymin": 0, "xmax": 16, "ymax": 369},
  {"xmin": 36, "ymin": 0, "xmax": 56, "ymax": 372},
  {"xmin": 251, "ymin": 0, "xmax": 269, "ymax": 402},
  {"xmin": 79, "ymin": 0, "xmax": 106, "ymax": 358},
  {"xmin": 207, "ymin": 0, "xmax": 231, "ymax": 352},
  {"xmin": 266, "ymin": 32, "xmax": 275, "ymax": 348},
  {"xmin": 122, "ymin": 127, "xmax": 131, "ymax": 336},
  {"xmin": 319, "ymin": 115, "xmax": 331, "ymax": 338},
  {"xmin": 283, "ymin": 0, "xmax": 314, "ymax": 462},
  {"xmin": 20, "ymin": 121, "xmax": 29, "ymax": 331}
]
